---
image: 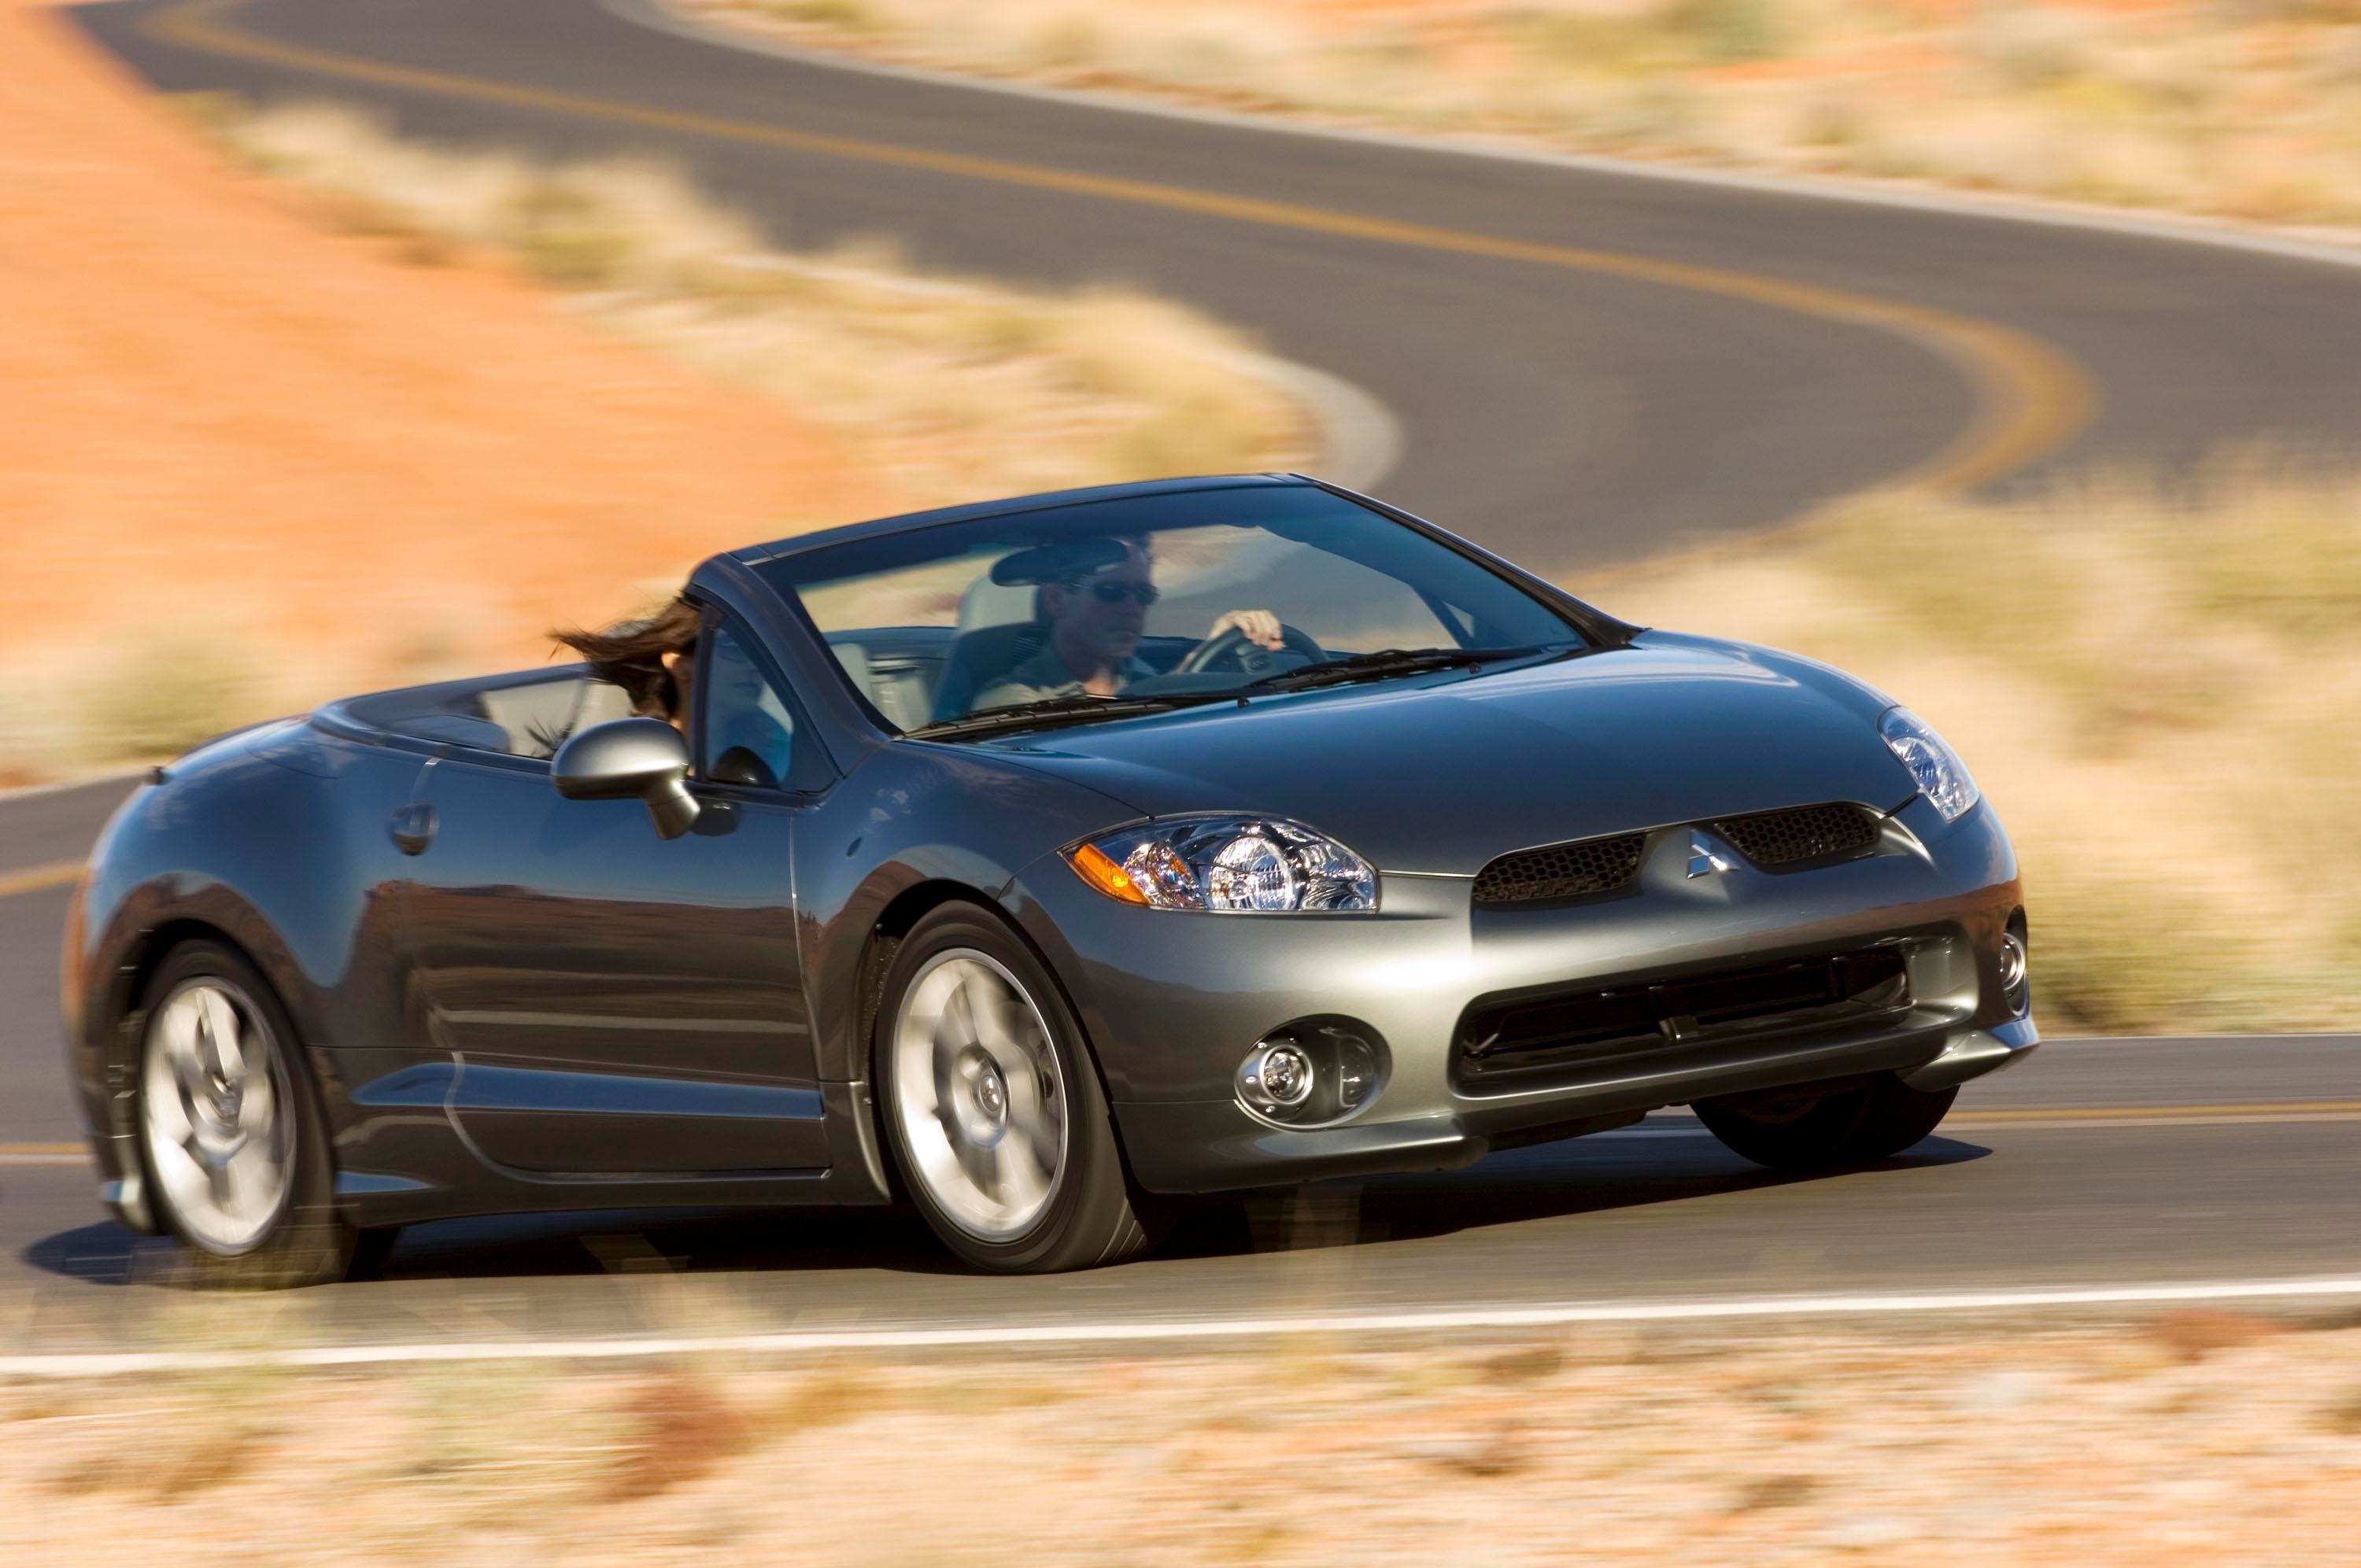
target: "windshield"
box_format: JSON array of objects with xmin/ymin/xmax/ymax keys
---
[{"xmin": 754, "ymin": 484, "xmax": 1587, "ymax": 735}]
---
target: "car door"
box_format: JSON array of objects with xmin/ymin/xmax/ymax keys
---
[{"xmin": 402, "ymin": 614, "xmax": 828, "ymax": 1175}]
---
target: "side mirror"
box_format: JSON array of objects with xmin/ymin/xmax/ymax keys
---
[{"xmin": 552, "ymin": 718, "xmax": 699, "ymax": 839}]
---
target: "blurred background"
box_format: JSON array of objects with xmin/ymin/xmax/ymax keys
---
[{"xmin": 5, "ymin": 0, "xmax": 2360, "ymax": 1558}]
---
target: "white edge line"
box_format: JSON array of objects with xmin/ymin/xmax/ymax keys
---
[
  {"xmin": 2034, "ymin": 1034, "xmax": 2361, "ymax": 1048},
  {"xmin": 612, "ymin": 0, "xmax": 2361, "ymax": 277},
  {"xmin": 9, "ymin": 1277, "xmax": 2361, "ymax": 1379},
  {"xmin": 1598, "ymin": 1109, "xmax": 2361, "ymax": 1138}
]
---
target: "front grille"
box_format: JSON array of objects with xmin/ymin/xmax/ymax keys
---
[
  {"xmin": 1454, "ymin": 945, "xmax": 1912, "ymax": 1090},
  {"xmin": 1472, "ymin": 833, "xmax": 1646, "ymax": 906},
  {"xmin": 1712, "ymin": 802, "xmax": 1881, "ymax": 869}
]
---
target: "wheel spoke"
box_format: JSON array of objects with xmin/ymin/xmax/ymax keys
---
[
  {"xmin": 157, "ymin": 994, "xmax": 203, "ymax": 1076},
  {"xmin": 198, "ymin": 989, "xmax": 246, "ymax": 1082},
  {"xmin": 965, "ymin": 973, "xmax": 1021, "ymax": 1056},
  {"xmin": 951, "ymin": 1129, "xmax": 1000, "ymax": 1201},
  {"xmin": 144, "ymin": 1046, "xmax": 194, "ymax": 1146},
  {"xmin": 225, "ymin": 1142, "xmax": 283, "ymax": 1228},
  {"xmin": 150, "ymin": 1132, "xmax": 209, "ymax": 1213},
  {"xmin": 946, "ymin": 971, "xmax": 989, "ymax": 1048},
  {"xmin": 1000, "ymin": 1057, "xmax": 1059, "ymax": 1149},
  {"xmin": 990, "ymin": 1128, "xmax": 1050, "ymax": 1216},
  {"xmin": 238, "ymin": 1068, "xmax": 276, "ymax": 1140}
]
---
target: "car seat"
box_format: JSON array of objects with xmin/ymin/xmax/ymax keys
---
[{"xmin": 930, "ymin": 578, "xmax": 1047, "ymax": 720}]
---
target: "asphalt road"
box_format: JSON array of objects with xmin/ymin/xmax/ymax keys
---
[{"xmin": 10, "ymin": 0, "xmax": 2361, "ymax": 1340}]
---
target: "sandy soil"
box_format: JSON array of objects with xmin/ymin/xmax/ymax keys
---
[
  {"xmin": 7, "ymin": 1312, "xmax": 2360, "ymax": 1563},
  {"xmin": 0, "ymin": 0, "xmax": 887, "ymax": 725}
]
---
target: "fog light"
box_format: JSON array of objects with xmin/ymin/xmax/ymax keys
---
[
  {"xmin": 1999, "ymin": 928, "xmax": 2030, "ymax": 1015},
  {"xmin": 1234, "ymin": 1020, "xmax": 1391, "ymax": 1127},
  {"xmin": 1240, "ymin": 1041, "xmax": 1315, "ymax": 1111}
]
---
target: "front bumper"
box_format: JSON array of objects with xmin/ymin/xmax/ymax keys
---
[{"xmin": 1009, "ymin": 795, "xmax": 2034, "ymax": 1194}]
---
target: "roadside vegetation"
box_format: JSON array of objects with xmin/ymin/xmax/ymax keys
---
[
  {"xmin": 697, "ymin": 0, "xmax": 2361, "ymax": 234},
  {"xmin": 1601, "ymin": 460, "xmax": 2361, "ymax": 1035},
  {"xmin": 8, "ymin": 1311, "xmax": 2361, "ymax": 1561},
  {"xmin": 198, "ymin": 99, "xmax": 1307, "ymax": 507}
]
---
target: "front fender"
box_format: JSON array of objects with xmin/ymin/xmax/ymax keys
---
[
  {"xmin": 67, "ymin": 725, "xmax": 434, "ymax": 1206},
  {"xmin": 793, "ymin": 743, "xmax": 1141, "ymax": 1083}
]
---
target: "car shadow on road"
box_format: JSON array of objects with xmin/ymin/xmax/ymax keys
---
[
  {"xmin": 18, "ymin": 1131, "xmax": 1992, "ymax": 1291},
  {"xmin": 1162, "ymin": 1131, "xmax": 1994, "ymax": 1259},
  {"xmin": 19, "ymin": 1202, "xmax": 966, "ymax": 1290}
]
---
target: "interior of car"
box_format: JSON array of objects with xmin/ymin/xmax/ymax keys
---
[{"xmin": 344, "ymin": 670, "xmax": 635, "ymax": 760}]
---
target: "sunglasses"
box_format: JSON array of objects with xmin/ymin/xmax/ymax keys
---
[{"xmin": 1085, "ymin": 580, "xmax": 1160, "ymax": 607}]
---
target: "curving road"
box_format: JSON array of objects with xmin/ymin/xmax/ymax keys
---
[
  {"xmin": 72, "ymin": 0, "xmax": 2361, "ymax": 567},
  {"xmin": 6, "ymin": 0, "xmax": 2360, "ymax": 1342}
]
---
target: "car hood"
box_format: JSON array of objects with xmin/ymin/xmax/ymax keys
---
[{"xmin": 975, "ymin": 632, "xmax": 1918, "ymax": 874}]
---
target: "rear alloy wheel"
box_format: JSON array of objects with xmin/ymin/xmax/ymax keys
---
[
  {"xmin": 1694, "ymin": 1073, "xmax": 1960, "ymax": 1172},
  {"xmin": 877, "ymin": 905, "xmax": 1155, "ymax": 1273},
  {"xmin": 135, "ymin": 942, "xmax": 362, "ymax": 1288}
]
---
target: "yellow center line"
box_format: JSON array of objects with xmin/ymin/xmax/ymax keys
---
[
  {"xmin": 0, "ymin": 861, "xmax": 81, "ymax": 900},
  {"xmin": 1956, "ymin": 1101, "xmax": 2361, "ymax": 1123},
  {"xmin": 0, "ymin": 1144, "xmax": 87, "ymax": 1157},
  {"xmin": 142, "ymin": 0, "xmax": 2093, "ymax": 495}
]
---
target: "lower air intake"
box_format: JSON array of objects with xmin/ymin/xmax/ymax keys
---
[{"xmin": 1454, "ymin": 944, "xmax": 1914, "ymax": 1090}]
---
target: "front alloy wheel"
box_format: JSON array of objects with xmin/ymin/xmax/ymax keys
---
[
  {"xmin": 135, "ymin": 941, "xmax": 371, "ymax": 1288},
  {"xmin": 890, "ymin": 948, "xmax": 1070, "ymax": 1243},
  {"xmin": 877, "ymin": 905, "xmax": 1155, "ymax": 1272},
  {"xmin": 142, "ymin": 977, "xmax": 295, "ymax": 1255}
]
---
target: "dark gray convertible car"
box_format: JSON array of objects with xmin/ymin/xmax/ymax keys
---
[{"xmin": 63, "ymin": 475, "xmax": 2037, "ymax": 1283}]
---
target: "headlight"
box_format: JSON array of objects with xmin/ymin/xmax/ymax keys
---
[
  {"xmin": 1879, "ymin": 707, "xmax": 1980, "ymax": 824},
  {"xmin": 1065, "ymin": 816, "xmax": 1377, "ymax": 913}
]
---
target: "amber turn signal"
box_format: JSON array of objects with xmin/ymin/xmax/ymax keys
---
[{"xmin": 1066, "ymin": 842, "xmax": 1150, "ymax": 906}]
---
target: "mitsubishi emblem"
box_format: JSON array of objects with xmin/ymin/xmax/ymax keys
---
[{"xmin": 1686, "ymin": 831, "xmax": 1734, "ymax": 879}]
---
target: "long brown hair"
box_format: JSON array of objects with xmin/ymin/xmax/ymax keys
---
[{"xmin": 549, "ymin": 594, "xmax": 701, "ymax": 719}]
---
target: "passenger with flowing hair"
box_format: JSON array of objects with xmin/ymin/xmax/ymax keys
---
[{"xmin": 549, "ymin": 594, "xmax": 702, "ymax": 730}]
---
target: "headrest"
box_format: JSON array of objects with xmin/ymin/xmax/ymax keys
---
[{"xmin": 991, "ymin": 537, "xmax": 1128, "ymax": 586}]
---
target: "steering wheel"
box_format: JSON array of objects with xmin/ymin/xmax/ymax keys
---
[{"xmin": 1177, "ymin": 621, "xmax": 1326, "ymax": 679}]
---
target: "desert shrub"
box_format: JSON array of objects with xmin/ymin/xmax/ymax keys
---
[{"xmin": 1667, "ymin": 0, "xmax": 1787, "ymax": 65}]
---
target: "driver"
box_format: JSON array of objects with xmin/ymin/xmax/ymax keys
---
[{"xmin": 974, "ymin": 537, "xmax": 1282, "ymax": 710}]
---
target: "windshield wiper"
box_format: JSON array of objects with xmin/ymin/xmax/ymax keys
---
[
  {"xmin": 1236, "ymin": 645, "xmax": 1544, "ymax": 695},
  {"xmin": 905, "ymin": 691, "xmax": 1225, "ymax": 741}
]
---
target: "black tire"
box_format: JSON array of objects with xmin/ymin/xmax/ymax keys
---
[
  {"xmin": 873, "ymin": 903, "xmax": 1158, "ymax": 1273},
  {"xmin": 1694, "ymin": 1074, "xmax": 1960, "ymax": 1172},
  {"xmin": 132, "ymin": 941, "xmax": 360, "ymax": 1289}
]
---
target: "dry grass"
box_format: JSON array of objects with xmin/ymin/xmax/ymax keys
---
[
  {"xmin": 7, "ymin": 1319, "xmax": 2361, "ymax": 1562},
  {"xmin": 605, "ymin": 1371, "xmax": 756, "ymax": 1500},
  {"xmin": 696, "ymin": 0, "xmax": 2361, "ymax": 234},
  {"xmin": 1598, "ymin": 459, "xmax": 2361, "ymax": 1034},
  {"xmin": 206, "ymin": 98, "xmax": 1307, "ymax": 510}
]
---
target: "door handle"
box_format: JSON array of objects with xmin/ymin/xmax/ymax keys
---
[{"xmin": 390, "ymin": 802, "xmax": 437, "ymax": 855}]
